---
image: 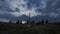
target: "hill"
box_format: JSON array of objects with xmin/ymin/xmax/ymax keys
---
[{"xmin": 0, "ymin": 22, "xmax": 60, "ymax": 34}]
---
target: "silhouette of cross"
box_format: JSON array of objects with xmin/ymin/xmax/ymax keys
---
[{"xmin": 29, "ymin": 12, "xmax": 31, "ymax": 20}]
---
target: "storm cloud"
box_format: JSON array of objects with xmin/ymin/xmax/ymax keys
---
[{"xmin": 0, "ymin": 0, "xmax": 60, "ymax": 22}]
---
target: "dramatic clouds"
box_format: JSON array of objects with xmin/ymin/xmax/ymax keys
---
[
  {"xmin": 5, "ymin": 0, "xmax": 47, "ymax": 17},
  {"xmin": 0, "ymin": 18, "xmax": 9, "ymax": 22},
  {"xmin": 0, "ymin": 0, "xmax": 60, "ymax": 22}
]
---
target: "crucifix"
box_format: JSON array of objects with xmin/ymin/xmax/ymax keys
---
[{"xmin": 29, "ymin": 12, "xmax": 31, "ymax": 23}]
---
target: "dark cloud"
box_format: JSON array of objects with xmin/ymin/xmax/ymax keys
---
[{"xmin": 0, "ymin": 0, "xmax": 60, "ymax": 22}]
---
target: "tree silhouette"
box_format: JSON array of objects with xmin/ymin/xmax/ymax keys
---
[
  {"xmin": 16, "ymin": 20, "xmax": 19, "ymax": 24},
  {"xmin": 27, "ymin": 20, "xmax": 29, "ymax": 23},
  {"xmin": 9, "ymin": 20, "xmax": 12, "ymax": 23},
  {"xmin": 45, "ymin": 19, "xmax": 48, "ymax": 24},
  {"xmin": 41, "ymin": 20, "xmax": 44, "ymax": 24},
  {"xmin": 20, "ymin": 20, "xmax": 22, "ymax": 24},
  {"xmin": 36, "ymin": 21, "xmax": 41, "ymax": 25},
  {"xmin": 27, "ymin": 20, "xmax": 31, "ymax": 24},
  {"xmin": 31, "ymin": 20, "xmax": 34, "ymax": 24}
]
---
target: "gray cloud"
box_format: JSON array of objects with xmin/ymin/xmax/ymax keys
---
[
  {"xmin": 2, "ymin": 0, "xmax": 47, "ymax": 17},
  {"xmin": 0, "ymin": 18, "xmax": 9, "ymax": 22},
  {"xmin": 0, "ymin": 0, "xmax": 60, "ymax": 18}
]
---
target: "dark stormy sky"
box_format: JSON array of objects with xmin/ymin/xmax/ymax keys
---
[{"xmin": 0, "ymin": 0, "xmax": 60, "ymax": 22}]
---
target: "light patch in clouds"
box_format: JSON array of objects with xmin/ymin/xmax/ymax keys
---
[
  {"xmin": 0, "ymin": 19, "xmax": 9, "ymax": 22},
  {"xmin": 47, "ymin": 12, "xmax": 59, "ymax": 17},
  {"xmin": 40, "ymin": 0, "xmax": 47, "ymax": 9},
  {"xmin": 10, "ymin": 7, "xmax": 42, "ymax": 17},
  {"xmin": 0, "ymin": 10, "xmax": 8, "ymax": 15}
]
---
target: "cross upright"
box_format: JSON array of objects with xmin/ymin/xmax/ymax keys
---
[{"xmin": 29, "ymin": 12, "xmax": 31, "ymax": 23}]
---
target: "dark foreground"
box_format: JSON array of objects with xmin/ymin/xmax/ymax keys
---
[{"xmin": 0, "ymin": 22, "xmax": 60, "ymax": 34}]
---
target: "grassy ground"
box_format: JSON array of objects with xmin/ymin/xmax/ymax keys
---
[{"xmin": 0, "ymin": 22, "xmax": 60, "ymax": 34}]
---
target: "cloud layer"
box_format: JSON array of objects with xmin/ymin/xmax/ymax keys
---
[
  {"xmin": 4, "ymin": 0, "xmax": 47, "ymax": 17},
  {"xmin": 0, "ymin": 0, "xmax": 60, "ymax": 19}
]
